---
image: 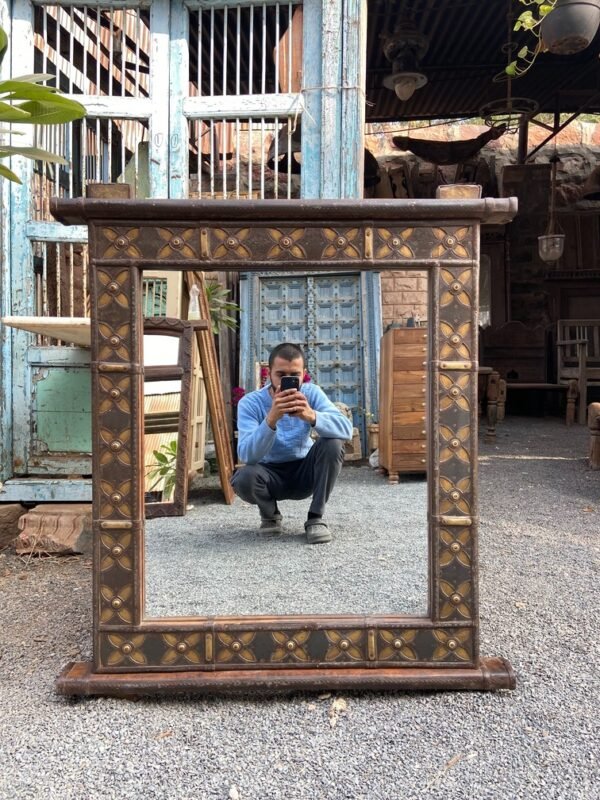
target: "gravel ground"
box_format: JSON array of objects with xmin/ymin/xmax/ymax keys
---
[{"xmin": 0, "ymin": 416, "xmax": 598, "ymax": 800}]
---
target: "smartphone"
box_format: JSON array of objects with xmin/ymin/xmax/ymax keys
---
[{"xmin": 280, "ymin": 375, "xmax": 300, "ymax": 392}]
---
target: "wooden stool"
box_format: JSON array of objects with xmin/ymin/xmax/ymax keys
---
[{"xmin": 588, "ymin": 402, "xmax": 600, "ymax": 470}]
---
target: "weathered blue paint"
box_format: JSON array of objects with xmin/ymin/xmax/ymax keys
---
[
  {"xmin": 340, "ymin": 0, "xmax": 366, "ymax": 199},
  {"xmin": 0, "ymin": 0, "xmax": 12, "ymax": 483},
  {"xmin": 168, "ymin": 0, "xmax": 189, "ymax": 199},
  {"xmin": 150, "ymin": 0, "xmax": 171, "ymax": 198},
  {"xmin": 0, "ymin": 478, "xmax": 92, "ymax": 503},
  {"xmin": 300, "ymin": 0, "xmax": 322, "ymax": 199}
]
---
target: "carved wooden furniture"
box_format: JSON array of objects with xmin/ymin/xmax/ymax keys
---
[
  {"xmin": 50, "ymin": 196, "xmax": 517, "ymax": 696},
  {"xmin": 557, "ymin": 319, "xmax": 600, "ymax": 425},
  {"xmin": 378, "ymin": 325, "xmax": 428, "ymax": 481},
  {"xmin": 481, "ymin": 321, "xmax": 578, "ymax": 426},
  {"xmin": 588, "ymin": 402, "xmax": 600, "ymax": 469}
]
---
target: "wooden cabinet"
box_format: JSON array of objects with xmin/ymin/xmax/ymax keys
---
[{"xmin": 379, "ymin": 326, "xmax": 428, "ymax": 482}]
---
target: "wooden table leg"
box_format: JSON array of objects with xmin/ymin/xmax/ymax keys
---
[{"xmin": 484, "ymin": 371, "xmax": 500, "ymax": 443}]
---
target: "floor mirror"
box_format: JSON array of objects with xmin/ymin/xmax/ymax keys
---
[{"xmin": 51, "ymin": 196, "xmax": 517, "ymax": 696}]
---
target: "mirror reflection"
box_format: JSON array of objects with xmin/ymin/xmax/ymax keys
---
[{"xmin": 144, "ymin": 272, "xmax": 429, "ymax": 618}]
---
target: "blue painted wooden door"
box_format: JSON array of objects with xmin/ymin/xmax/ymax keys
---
[{"xmin": 258, "ymin": 274, "xmax": 365, "ymax": 426}]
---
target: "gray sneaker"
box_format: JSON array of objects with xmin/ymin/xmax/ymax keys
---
[
  {"xmin": 260, "ymin": 513, "xmax": 283, "ymax": 534},
  {"xmin": 304, "ymin": 519, "xmax": 332, "ymax": 544}
]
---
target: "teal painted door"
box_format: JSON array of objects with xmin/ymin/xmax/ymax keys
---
[{"xmin": 258, "ymin": 274, "xmax": 365, "ymax": 426}]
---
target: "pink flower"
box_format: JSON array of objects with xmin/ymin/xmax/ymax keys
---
[
  {"xmin": 231, "ymin": 386, "xmax": 246, "ymax": 407},
  {"xmin": 303, "ymin": 373, "xmax": 311, "ymax": 383}
]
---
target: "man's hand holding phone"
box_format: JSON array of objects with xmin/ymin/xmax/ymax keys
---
[{"xmin": 266, "ymin": 375, "xmax": 316, "ymax": 428}]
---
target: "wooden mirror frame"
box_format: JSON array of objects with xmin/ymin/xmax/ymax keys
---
[{"xmin": 50, "ymin": 197, "xmax": 517, "ymax": 696}]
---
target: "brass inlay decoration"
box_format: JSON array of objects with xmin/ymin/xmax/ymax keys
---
[
  {"xmin": 100, "ymin": 531, "xmax": 133, "ymax": 572},
  {"xmin": 325, "ymin": 630, "xmax": 364, "ymax": 662},
  {"xmin": 271, "ymin": 631, "xmax": 311, "ymax": 662},
  {"xmin": 440, "ymin": 515, "xmax": 473, "ymax": 527},
  {"xmin": 379, "ymin": 630, "xmax": 418, "ymax": 661},
  {"xmin": 98, "ymin": 269, "xmax": 130, "ymax": 309},
  {"xmin": 216, "ymin": 632, "xmax": 256, "ymax": 663},
  {"xmin": 440, "ymin": 477, "xmax": 471, "ymax": 515},
  {"xmin": 440, "ymin": 425, "xmax": 470, "ymax": 464},
  {"xmin": 368, "ymin": 629, "xmax": 377, "ymax": 661},
  {"xmin": 440, "ymin": 374, "xmax": 470, "ymax": 412},
  {"xmin": 322, "ymin": 227, "xmax": 361, "ymax": 259},
  {"xmin": 439, "ymin": 580, "xmax": 472, "ymax": 619},
  {"xmin": 439, "ymin": 528, "xmax": 472, "ymax": 568},
  {"xmin": 205, "ymin": 633, "xmax": 213, "ymax": 662},
  {"xmin": 98, "ymin": 323, "xmax": 131, "ymax": 362},
  {"xmin": 364, "ymin": 227, "xmax": 373, "ymax": 259},
  {"xmin": 156, "ymin": 228, "xmax": 198, "ymax": 259},
  {"xmin": 440, "ymin": 268, "xmax": 472, "ymax": 307},
  {"xmin": 99, "ymin": 427, "xmax": 132, "ymax": 467},
  {"xmin": 161, "ymin": 633, "xmax": 203, "ymax": 665},
  {"xmin": 98, "ymin": 376, "xmax": 131, "ymax": 414},
  {"xmin": 100, "ymin": 479, "xmax": 132, "ymax": 519},
  {"xmin": 375, "ymin": 227, "xmax": 414, "ymax": 259},
  {"xmin": 99, "ymin": 520, "xmax": 133, "ymax": 530},
  {"xmin": 106, "ymin": 633, "xmax": 147, "ymax": 666},
  {"xmin": 102, "ymin": 227, "xmax": 142, "ymax": 259},
  {"xmin": 100, "ymin": 584, "xmax": 133, "ymax": 623},
  {"xmin": 212, "ymin": 228, "xmax": 251, "ymax": 259},
  {"xmin": 440, "ymin": 322, "xmax": 471, "ymax": 360},
  {"xmin": 266, "ymin": 228, "xmax": 307, "ymax": 259},
  {"xmin": 431, "ymin": 227, "xmax": 471, "ymax": 259},
  {"xmin": 432, "ymin": 629, "xmax": 471, "ymax": 662}
]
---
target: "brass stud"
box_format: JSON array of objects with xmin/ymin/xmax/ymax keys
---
[
  {"xmin": 450, "ymin": 334, "xmax": 461, "ymax": 345},
  {"xmin": 336, "ymin": 237, "xmax": 346, "ymax": 248},
  {"xmin": 111, "ymin": 492, "xmax": 123, "ymax": 504},
  {"xmin": 110, "ymin": 440, "xmax": 122, "ymax": 452},
  {"xmin": 115, "ymin": 236, "xmax": 128, "ymax": 248},
  {"xmin": 171, "ymin": 236, "xmax": 183, "ymax": 249},
  {"xmin": 451, "ymin": 593, "xmax": 462, "ymax": 605},
  {"xmin": 450, "ymin": 281, "xmax": 462, "ymax": 293},
  {"xmin": 450, "ymin": 387, "xmax": 460, "ymax": 397},
  {"xmin": 445, "ymin": 236, "xmax": 457, "ymax": 248},
  {"xmin": 109, "ymin": 335, "xmax": 121, "ymax": 347},
  {"xmin": 111, "ymin": 597, "xmax": 123, "ymax": 609},
  {"xmin": 391, "ymin": 237, "xmax": 400, "ymax": 247},
  {"xmin": 109, "ymin": 388, "xmax": 121, "ymax": 399},
  {"xmin": 231, "ymin": 641, "xmax": 242, "ymax": 653},
  {"xmin": 121, "ymin": 642, "xmax": 133, "ymax": 654},
  {"xmin": 450, "ymin": 542, "xmax": 461, "ymax": 553},
  {"xmin": 107, "ymin": 281, "xmax": 120, "ymax": 294},
  {"xmin": 339, "ymin": 639, "xmax": 350, "ymax": 651},
  {"xmin": 286, "ymin": 640, "xmax": 296, "ymax": 651},
  {"xmin": 393, "ymin": 639, "xmax": 403, "ymax": 650},
  {"xmin": 281, "ymin": 236, "xmax": 292, "ymax": 248},
  {"xmin": 450, "ymin": 439, "xmax": 460, "ymax": 449},
  {"xmin": 176, "ymin": 642, "xmax": 188, "ymax": 653},
  {"xmin": 111, "ymin": 545, "xmax": 123, "ymax": 557},
  {"xmin": 447, "ymin": 639, "xmax": 458, "ymax": 650},
  {"xmin": 450, "ymin": 490, "xmax": 460, "ymax": 501},
  {"xmin": 226, "ymin": 237, "xmax": 237, "ymax": 248}
]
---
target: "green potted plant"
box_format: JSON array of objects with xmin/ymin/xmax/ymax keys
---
[
  {"xmin": 0, "ymin": 26, "xmax": 86, "ymax": 182},
  {"xmin": 506, "ymin": 0, "xmax": 600, "ymax": 78}
]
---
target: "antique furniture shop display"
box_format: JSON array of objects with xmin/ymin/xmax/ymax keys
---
[{"xmin": 51, "ymin": 196, "xmax": 517, "ymax": 696}]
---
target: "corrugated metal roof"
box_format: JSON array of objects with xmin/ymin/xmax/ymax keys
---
[{"xmin": 366, "ymin": 0, "xmax": 600, "ymax": 121}]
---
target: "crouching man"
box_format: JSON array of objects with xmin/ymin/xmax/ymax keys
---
[{"xmin": 231, "ymin": 343, "xmax": 353, "ymax": 544}]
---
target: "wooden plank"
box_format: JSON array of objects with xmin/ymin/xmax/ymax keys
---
[
  {"xmin": 169, "ymin": 0, "xmax": 189, "ymax": 200},
  {"xmin": 392, "ymin": 423, "xmax": 427, "ymax": 440},
  {"xmin": 320, "ymin": 0, "xmax": 342, "ymax": 197},
  {"xmin": 149, "ymin": 0, "xmax": 170, "ymax": 198},
  {"xmin": 393, "ymin": 328, "xmax": 428, "ymax": 344},
  {"xmin": 392, "ymin": 440, "xmax": 428, "ymax": 455},
  {"xmin": 393, "ymin": 356, "xmax": 428, "ymax": 371},
  {"xmin": 0, "ymin": 478, "xmax": 92, "ymax": 503},
  {"xmin": 183, "ymin": 94, "xmax": 301, "ymax": 118},
  {"xmin": 33, "ymin": 367, "xmax": 92, "ymax": 453},
  {"xmin": 301, "ymin": 0, "xmax": 323, "ymax": 199},
  {"xmin": 340, "ymin": 0, "xmax": 367, "ymax": 198},
  {"xmin": 392, "ymin": 399, "xmax": 427, "ymax": 413},
  {"xmin": 186, "ymin": 272, "xmax": 235, "ymax": 504}
]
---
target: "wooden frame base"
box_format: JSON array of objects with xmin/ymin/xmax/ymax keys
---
[{"xmin": 56, "ymin": 658, "xmax": 516, "ymax": 697}]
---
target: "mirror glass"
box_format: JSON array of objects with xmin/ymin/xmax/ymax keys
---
[
  {"xmin": 144, "ymin": 273, "xmax": 429, "ymax": 618},
  {"xmin": 143, "ymin": 334, "xmax": 182, "ymax": 507}
]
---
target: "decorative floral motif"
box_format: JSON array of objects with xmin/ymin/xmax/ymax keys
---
[
  {"xmin": 161, "ymin": 633, "xmax": 203, "ymax": 665},
  {"xmin": 322, "ymin": 228, "xmax": 361, "ymax": 259},
  {"xmin": 100, "ymin": 479, "xmax": 132, "ymax": 519},
  {"xmin": 98, "ymin": 323, "xmax": 131, "ymax": 362},
  {"xmin": 266, "ymin": 228, "xmax": 306, "ymax": 259},
  {"xmin": 439, "ymin": 477, "xmax": 471, "ymax": 515},
  {"xmin": 100, "ymin": 531, "xmax": 133, "ymax": 572},
  {"xmin": 156, "ymin": 228, "xmax": 198, "ymax": 259},
  {"xmin": 440, "ymin": 580, "xmax": 472, "ymax": 619},
  {"xmin": 97, "ymin": 269, "xmax": 130, "ymax": 309},
  {"xmin": 375, "ymin": 228, "xmax": 414, "ymax": 259},
  {"xmin": 212, "ymin": 228, "xmax": 252, "ymax": 259},
  {"xmin": 100, "ymin": 584, "xmax": 133, "ymax": 623},
  {"xmin": 440, "ymin": 425, "xmax": 470, "ymax": 464},
  {"xmin": 216, "ymin": 632, "xmax": 256, "ymax": 663},
  {"xmin": 440, "ymin": 321, "xmax": 471, "ymax": 360},
  {"xmin": 271, "ymin": 631, "xmax": 311, "ymax": 663},
  {"xmin": 432, "ymin": 227, "xmax": 471, "ymax": 259},
  {"xmin": 99, "ymin": 427, "xmax": 132, "ymax": 467},
  {"xmin": 325, "ymin": 630, "xmax": 364, "ymax": 662},
  {"xmin": 102, "ymin": 228, "xmax": 142, "ymax": 259},
  {"xmin": 98, "ymin": 376, "xmax": 131, "ymax": 415},
  {"xmin": 439, "ymin": 528, "xmax": 472, "ymax": 568},
  {"xmin": 440, "ymin": 374, "xmax": 470, "ymax": 412},
  {"xmin": 440, "ymin": 268, "xmax": 471, "ymax": 307},
  {"xmin": 378, "ymin": 630, "xmax": 418, "ymax": 661},
  {"xmin": 432, "ymin": 629, "xmax": 471, "ymax": 662},
  {"xmin": 106, "ymin": 633, "xmax": 146, "ymax": 666}
]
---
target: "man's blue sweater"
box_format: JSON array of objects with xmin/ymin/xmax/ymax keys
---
[{"xmin": 236, "ymin": 383, "xmax": 353, "ymax": 465}]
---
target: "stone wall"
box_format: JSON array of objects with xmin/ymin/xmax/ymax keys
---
[{"xmin": 380, "ymin": 270, "xmax": 428, "ymax": 328}]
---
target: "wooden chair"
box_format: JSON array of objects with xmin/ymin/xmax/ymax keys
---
[
  {"xmin": 557, "ymin": 319, "xmax": 600, "ymax": 425},
  {"xmin": 481, "ymin": 321, "xmax": 578, "ymax": 428}
]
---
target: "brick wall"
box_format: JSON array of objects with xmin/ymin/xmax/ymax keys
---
[{"xmin": 380, "ymin": 270, "xmax": 428, "ymax": 328}]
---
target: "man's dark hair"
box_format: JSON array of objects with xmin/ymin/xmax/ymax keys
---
[{"xmin": 268, "ymin": 342, "xmax": 306, "ymax": 368}]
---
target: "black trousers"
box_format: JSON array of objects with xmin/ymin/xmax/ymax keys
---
[{"xmin": 231, "ymin": 437, "xmax": 346, "ymax": 519}]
